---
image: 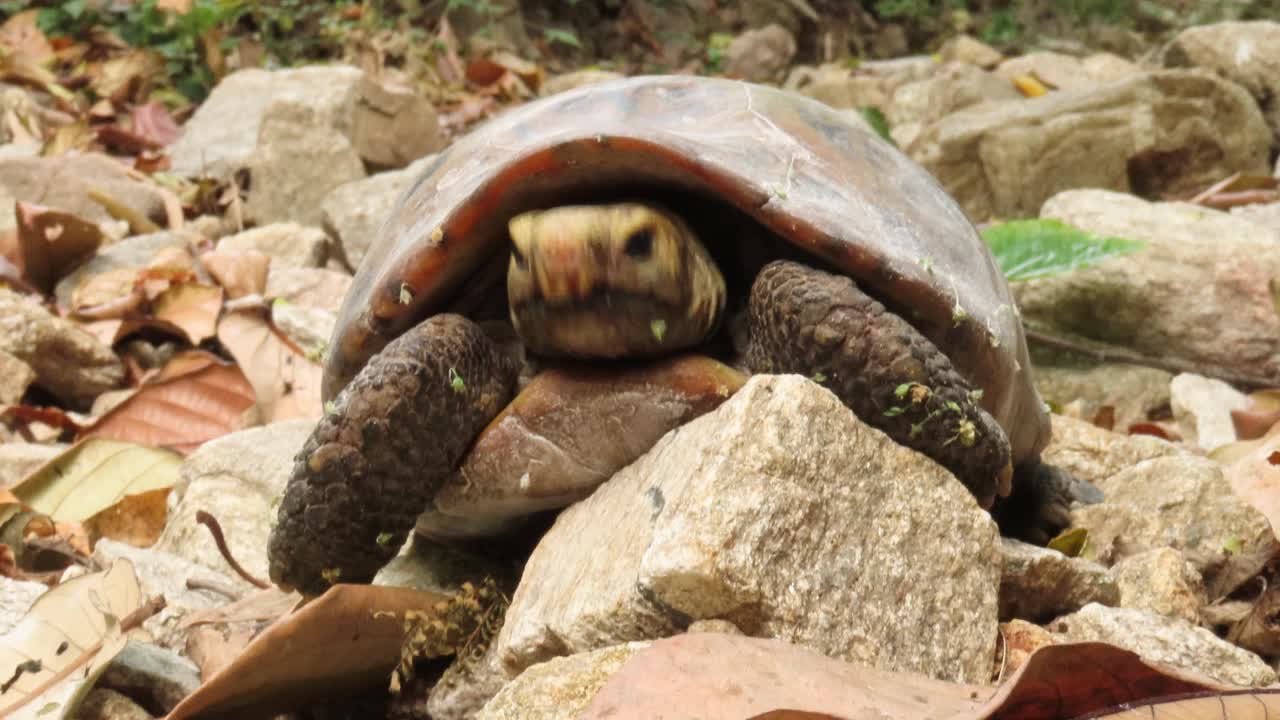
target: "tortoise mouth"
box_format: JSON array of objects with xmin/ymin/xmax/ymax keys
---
[{"xmin": 510, "ymin": 290, "xmax": 718, "ymax": 359}]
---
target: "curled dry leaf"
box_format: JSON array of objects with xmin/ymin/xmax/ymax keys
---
[
  {"xmin": 15, "ymin": 201, "xmax": 104, "ymax": 293},
  {"xmin": 216, "ymin": 308, "xmax": 323, "ymax": 421},
  {"xmin": 78, "ymin": 350, "xmax": 256, "ymax": 454},
  {"xmin": 10, "ymin": 438, "xmax": 181, "ymax": 524},
  {"xmin": 201, "ymin": 250, "xmax": 269, "ymax": 299},
  {"xmin": 166, "ymin": 585, "xmax": 450, "ymax": 720},
  {"xmin": 0, "ymin": 559, "xmax": 146, "ymax": 717},
  {"xmin": 151, "ymin": 282, "xmax": 223, "ymax": 345},
  {"xmin": 81, "ymin": 486, "xmax": 169, "ymax": 548}
]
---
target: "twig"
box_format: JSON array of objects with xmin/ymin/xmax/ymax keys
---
[
  {"xmin": 1025, "ymin": 328, "xmax": 1280, "ymax": 390},
  {"xmin": 1200, "ymin": 190, "xmax": 1280, "ymax": 210},
  {"xmin": 186, "ymin": 576, "xmax": 244, "ymax": 600},
  {"xmin": 195, "ymin": 510, "xmax": 271, "ymax": 589},
  {"xmin": 87, "ymin": 189, "xmax": 162, "ymax": 235},
  {"xmin": 1189, "ymin": 171, "xmax": 1241, "ymax": 205}
]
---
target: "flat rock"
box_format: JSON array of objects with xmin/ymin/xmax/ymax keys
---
[
  {"xmin": 1165, "ymin": 20, "xmax": 1280, "ymax": 146},
  {"xmin": 216, "ymin": 223, "xmax": 329, "ymax": 269},
  {"xmin": 351, "ymin": 73, "xmax": 444, "ymax": 168},
  {"xmin": 0, "ymin": 152, "xmax": 167, "ymax": 228},
  {"xmin": 1017, "ymin": 190, "xmax": 1280, "ymax": 382},
  {"xmin": 320, "ymin": 153, "xmax": 436, "ymax": 269},
  {"xmin": 910, "ymin": 70, "xmax": 1271, "ymax": 220},
  {"xmin": 939, "ymin": 34, "xmax": 1003, "ymax": 68},
  {"xmin": 0, "ymin": 441, "xmax": 65, "ymax": 487},
  {"xmin": 999, "ymin": 538, "xmax": 1119, "ymax": 622},
  {"xmin": 1070, "ymin": 455, "xmax": 1272, "ymax": 594},
  {"xmin": 1033, "ymin": 362, "xmax": 1172, "ymax": 431},
  {"xmin": 993, "ymin": 52, "xmax": 1102, "ymax": 91},
  {"xmin": 491, "ymin": 374, "xmax": 1001, "ymax": 710},
  {"xmin": 787, "ymin": 64, "xmax": 891, "ymax": 111},
  {"xmin": 168, "ymin": 66, "xmax": 361, "ymax": 181},
  {"xmin": 0, "ymin": 288, "xmax": 123, "ymax": 408},
  {"xmin": 1050, "ymin": 603, "xmax": 1275, "ymax": 687},
  {"xmin": 155, "ymin": 420, "xmax": 314, "ymax": 588},
  {"xmin": 1111, "ymin": 548, "xmax": 1205, "ymax": 624},
  {"xmin": 1170, "ymin": 373, "xmax": 1246, "ymax": 451},
  {"xmin": 477, "ymin": 643, "xmax": 648, "ymax": 720},
  {"xmin": 264, "ymin": 266, "xmax": 352, "ymax": 314},
  {"xmin": 1040, "ymin": 414, "xmax": 1185, "ymax": 486}
]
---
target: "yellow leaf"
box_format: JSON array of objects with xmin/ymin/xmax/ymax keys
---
[
  {"xmin": 11, "ymin": 439, "xmax": 181, "ymax": 523},
  {"xmin": 1011, "ymin": 74, "xmax": 1049, "ymax": 98}
]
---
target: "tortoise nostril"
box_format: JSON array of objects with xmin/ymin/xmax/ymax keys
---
[{"xmin": 624, "ymin": 228, "xmax": 654, "ymax": 258}]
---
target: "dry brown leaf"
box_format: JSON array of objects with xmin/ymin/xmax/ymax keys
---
[
  {"xmin": 130, "ymin": 99, "xmax": 180, "ymax": 146},
  {"xmin": 152, "ymin": 282, "xmax": 222, "ymax": 344},
  {"xmin": 71, "ymin": 266, "xmax": 146, "ymax": 319},
  {"xmin": 78, "ymin": 350, "xmax": 256, "ymax": 454},
  {"xmin": 201, "ymin": 250, "xmax": 269, "ymax": 298},
  {"xmin": 0, "ymin": 10, "xmax": 54, "ymax": 66},
  {"xmin": 1233, "ymin": 389, "xmax": 1280, "ymax": 441},
  {"xmin": 91, "ymin": 49, "xmax": 164, "ymax": 104},
  {"xmin": 216, "ymin": 308, "xmax": 323, "ymax": 421},
  {"xmin": 1223, "ymin": 421, "xmax": 1280, "ymax": 541},
  {"xmin": 166, "ymin": 584, "xmax": 450, "ymax": 720},
  {"xmin": 82, "ymin": 486, "xmax": 169, "ymax": 547},
  {"xmin": 15, "ymin": 201, "xmax": 104, "ymax": 293}
]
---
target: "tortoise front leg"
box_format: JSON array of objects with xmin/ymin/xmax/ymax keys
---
[
  {"xmin": 738, "ymin": 260, "xmax": 1013, "ymax": 506},
  {"xmin": 268, "ymin": 313, "xmax": 520, "ymax": 596}
]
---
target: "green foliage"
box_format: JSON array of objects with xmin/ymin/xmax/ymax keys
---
[
  {"xmin": 541, "ymin": 27, "xmax": 581, "ymax": 49},
  {"xmin": 857, "ymin": 107, "xmax": 895, "ymax": 147},
  {"xmin": 981, "ymin": 218, "xmax": 1144, "ymax": 282}
]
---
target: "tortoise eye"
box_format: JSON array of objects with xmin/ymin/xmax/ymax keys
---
[{"xmin": 624, "ymin": 228, "xmax": 654, "ymax": 259}]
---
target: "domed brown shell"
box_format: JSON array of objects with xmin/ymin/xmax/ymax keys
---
[{"xmin": 326, "ymin": 74, "xmax": 1050, "ymax": 463}]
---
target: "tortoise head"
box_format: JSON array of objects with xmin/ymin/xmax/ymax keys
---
[{"xmin": 506, "ymin": 202, "xmax": 726, "ymax": 358}]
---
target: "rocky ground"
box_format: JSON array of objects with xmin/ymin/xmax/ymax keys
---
[{"xmin": 2, "ymin": 3, "xmax": 1280, "ymax": 720}]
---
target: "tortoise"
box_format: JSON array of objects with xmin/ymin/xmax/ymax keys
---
[{"xmin": 267, "ymin": 74, "xmax": 1075, "ymax": 596}]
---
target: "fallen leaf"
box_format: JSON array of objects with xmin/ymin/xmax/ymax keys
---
[
  {"xmin": 0, "ymin": 11, "xmax": 53, "ymax": 66},
  {"xmin": 1224, "ymin": 421, "xmax": 1280, "ymax": 540},
  {"xmin": 82, "ymin": 487, "xmax": 169, "ymax": 548},
  {"xmin": 10, "ymin": 438, "xmax": 181, "ymax": 523},
  {"xmin": 0, "ymin": 559, "xmax": 146, "ymax": 717},
  {"xmin": 129, "ymin": 100, "xmax": 180, "ymax": 146},
  {"xmin": 90, "ymin": 49, "xmax": 164, "ymax": 105},
  {"xmin": 166, "ymin": 584, "xmax": 451, "ymax": 720},
  {"xmin": 201, "ymin": 250, "xmax": 269, "ymax": 299},
  {"xmin": 217, "ymin": 308, "xmax": 323, "ymax": 421},
  {"xmin": 1233, "ymin": 389, "xmax": 1280, "ymax": 441},
  {"xmin": 78, "ymin": 350, "xmax": 256, "ymax": 454},
  {"xmin": 1011, "ymin": 74, "xmax": 1050, "ymax": 97},
  {"xmin": 152, "ymin": 282, "xmax": 223, "ymax": 344},
  {"xmin": 14, "ymin": 202, "xmax": 104, "ymax": 293},
  {"xmin": 70, "ymin": 267, "xmax": 146, "ymax": 319}
]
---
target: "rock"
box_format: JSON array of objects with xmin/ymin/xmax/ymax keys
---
[
  {"xmin": 994, "ymin": 52, "xmax": 1097, "ymax": 92},
  {"xmin": 939, "ymin": 34, "xmax": 1004, "ymax": 68},
  {"xmin": 216, "ymin": 223, "xmax": 329, "ymax": 269},
  {"xmin": 73, "ymin": 688, "xmax": 153, "ymax": 720},
  {"xmin": 787, "ymin": 64, "xmax": 890, "ymax": 111},
  {"xmin": 169, "ymin": 66, "xmax": 358, "ymax": 180},
  {"xmin": 98, "ymin": 640, "xmax": 201, "ymax": 715},
  {"xmin": 1000, "ymin": 619, "xmax": 1057, "ymax": 676},
  {"xmin": 910, "ymin": 70, "xmax": 1272, "ymax": 220},
  {"xmin": 1165, "ymin": 21, "xmax": 1280, "ymax": 146},
  {"xmin": 0, "ymin": 350, "xmax": 34, "ymax": 404},
  {"xmin": 0, "ymin": 289, "xmax": 123, "ymax": 408},
  {"xmin": 1033, "ymin": 362, "xmax": 1172, "ymax": 431},
  {"xmin": 0, "ymin": 152, "xmax": 167, "ymax": 228},
  {"xmin": 1081, "ymin": 52, "xmax": 1144, "ymax": 84},
  {"xmin": 686, "ymin": 619, "xmax": 743, "ymax": 635},
  {"xmin": 999, "ymin": 538, "xmax": 1119, "ymax": 622},
  {"xmin": 243, "ymin": 100, "xmax": 367, "ymax": 227},
  {"xmin": 1040, "ymin": 414, "xmax": 1185, "ymax": 486},
  {"xmin": 1111, "ymin": 548, "xmax": 1205, "ymax": 624},
  {"xmin": 351, "ymin": 73, "xmax": 443, "ymax": 169},
  {"xmin": 92, "ymin": 539, "xmax": 241, "ymax": 652},
  {"xmin": 490, "ymin": 374, "xmax": 1001, "ymax": 710},
  {"xmin": 264, "ymin": 266, "xmax": 352, "ymax": 314},
  {"xmin": 0, "ymin": 577, "xmax": 46, "ymax": 633},
  {"xmin": 320, "ymin": 154, "xmax": 436, "ymax": 269},
  {"xmin": 54, "ymin": 231, "xmax": 197, "ymax": 311},
  {"xmin": 0, "ymin": 441, "xmax": 64, "ymax": 487},
  {"xmin": 1018, "ymin": 190, "xmax": 1280, "ymax": 382},
  {"xmin": 1231, "ymin": 201, "xmax": 1280, "ymax": 233},
  {"xmin": 724, "ymin": 24, "xmax": 797, "ymax": 83},
  {"xmin": 155, "ymin": 420, "xmax": 314, "ymax": 588},
  {"xmin": 428, "ymin": 644, "xmax": 509, "ymax": 720},
  {"xmin": 540, "ymin": 70, "xmax": 626, "ymax": 97},
  {"xmin": 1070, "ymin": 456, "xmax": 1272, "ymax": 595},
  {"xmin": 920, "ymin": 62, "xmax": 1021, "ymax": 124},
  {"xmin": 1170, "ymin": 373, "xmax": 1247, "ymax": 451},
  {"xmin": 271, "ymin": 302, "xmax": 334, "ymax": 359},
  {"xmin": 477, "ymin": 643, "xmax": 648, "ymax": 720},
  {"xmin": 1050, "ymin": 604, "xmax": 1275, "ymax": 686}
]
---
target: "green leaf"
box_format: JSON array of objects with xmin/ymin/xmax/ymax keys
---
[
  {"xmin": 883, "ymin": 406, "xmax": 905, "ymax": 417},
  {"xmin": 1047, "ymin": 527, "xmax": 1089, "ymax": 558},
  {"xmin": 650, "ymin": 319, "xmax": 667, "ymax": 343},
  {"xmin": 858, "ymin": 107, "xmax": 895, "ymax": 147},
  {"xmin": 542, "ymin": 27, "xmax": 581, "ymax": 48},
  {"xmin": 981, "ymin": 219, "xmax": 1144, "ymax": 282},
  {"xmin": 894, "ymin": 383, "xmax": 912, "ymax": 399}
]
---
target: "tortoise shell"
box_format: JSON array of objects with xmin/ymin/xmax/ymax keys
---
[{"xmin": 326, "ymin": 74, "xmax": 1050, "ymax": 463}]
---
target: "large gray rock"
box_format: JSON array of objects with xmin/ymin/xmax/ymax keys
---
[
  {"xmin": 1111, "ymin": 547, "xmax": 1205, "ymax": 625},
  {"xmin": 0, "ymin": 153, "xmax": 167, "ymax": 228},
  {"xmin": 492, "ymin": 374, "xmax": 1001, "ymax": 700},
  {"xmin": 1040, "ymin": 414, "xmax": 1185, "ymax": 486},
  {"xmin": 910, "ymin": 70, "xmax": 1271, "ymax": 220},
  {"xmin": 216, "ymin": 223, "xmax": 330, "ymax": 269},
  {"xmin": 999, "ymin": 538, "xmax": 1118, "ymax": 622},
  {"xmin": 0, "ymin": 289, "xmax": 123, "ymax": 408},
  {"xmin": 477, "ymin": 643, "xmax": 648, "ymax": 720},
  {"xmin": 320, "ymin": 154, "xmax": 436, "ymax": 269},
  {"xmin": 155, "ymin": 420, "xmax": 314, "ymax": 587},
  {"xmin": 1165, "ymin": 21, "xmax": 1280, "ymax": 146},
  {"xmin": 1051, "ymin": 604, "xmax": 1275, "ymax": 687},
  {"xmin": 1017, "ymin": 190, "xmax": 1280, "ymax": 382}
]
